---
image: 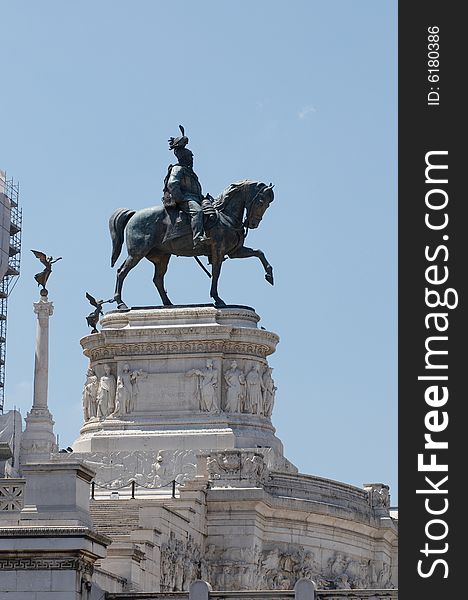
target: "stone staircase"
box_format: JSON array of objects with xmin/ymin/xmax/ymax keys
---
[{"xmin": 90, "ymin": 499, "xmax": 142, "ymax": 538}]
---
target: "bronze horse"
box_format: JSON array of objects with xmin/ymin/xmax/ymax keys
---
[{"xmin": 109, "ymin": 180, "xmax": 274, "ymax": 308}]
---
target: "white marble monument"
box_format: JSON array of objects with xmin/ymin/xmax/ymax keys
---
[
  {"xmin": 1, "ymin": 302, "xmax": 397, "ymax": 597},
  {"xmin": 73, "ymin": 305, "xmax": 295, "ymax": 487},
  {"xmin": 68, "ymin": 304, "xmax": 398, "ymax": 594}
]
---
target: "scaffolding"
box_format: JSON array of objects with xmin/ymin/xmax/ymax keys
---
[{"xmin": 0, "ymin": 177, "xmax": 22, "ymax": 413}]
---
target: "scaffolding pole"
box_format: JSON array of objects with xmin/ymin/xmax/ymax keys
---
[{"xmin": 0, "ymin": 176, "xmax": 22, "ymax": 413}]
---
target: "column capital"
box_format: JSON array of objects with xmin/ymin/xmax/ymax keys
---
[{"xmin": 33, "ymin": 298, "xmax": 54, "ymax": 317}]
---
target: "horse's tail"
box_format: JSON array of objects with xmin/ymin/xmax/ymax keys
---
[{"xmin": 109, "ymin": 208, "xmax": 136, "ymax": 267}]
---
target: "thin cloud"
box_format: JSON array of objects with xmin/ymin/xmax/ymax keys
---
[{"xmin": 298, "ymin": 105, "xmax": 317, "ymax": 119}]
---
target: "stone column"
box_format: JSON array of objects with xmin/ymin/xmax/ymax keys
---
[
  {"xmin": 32, "ymin": 292, "xmax": 54, "ymax": 409},
  {"xmin": 20, "ymin": 290, "xmax": 57, "ymax": 463}
]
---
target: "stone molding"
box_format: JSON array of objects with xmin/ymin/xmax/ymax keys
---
[
  {"xmin": 0, "ymin": 526, "xmax": 110, "ymax": 545},
  {"xmin": 81, "ymin": 306, "xmax": 279, "ymax": 361},
  {"xmin": 0, "ymin": 556, "xmax": 94, "ymax": 573},
  {"xmin": 101, "ymin": 305, "xmax": 261, "ymax": 327}
]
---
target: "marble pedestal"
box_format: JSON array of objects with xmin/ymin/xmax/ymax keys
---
[{"xmin": 73, "ymin": 305, "xmax": 296, "ymax": 486}]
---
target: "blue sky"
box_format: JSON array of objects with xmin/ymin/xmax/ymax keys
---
[{"xmin": 1, "ymin": 1, "xmax": 397, "ymax": 500}]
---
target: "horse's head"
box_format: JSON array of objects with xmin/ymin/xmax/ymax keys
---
[{"xmin": 245, "ymin": 183, "xmax": 274, "ymax": 229}]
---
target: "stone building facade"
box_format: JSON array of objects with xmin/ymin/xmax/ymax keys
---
[{"xmin": 0, "ymin": 305, "xmax": 397, "ymax": 597}]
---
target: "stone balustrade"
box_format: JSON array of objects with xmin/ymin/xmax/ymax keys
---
[{"xmin": 0, "ymin": 477, "xmax": 25, "ymax": 511}]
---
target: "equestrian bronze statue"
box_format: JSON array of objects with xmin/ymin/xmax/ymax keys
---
[{"xmin": 109, "ymin": 126, "xmax": 274, "ymax": 309}]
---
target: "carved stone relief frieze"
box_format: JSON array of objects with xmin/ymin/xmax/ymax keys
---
[
  {"xmin": 201, "ymin": 545, "xmax": 395, "ymax": 591},
  {"xmin": 222, "ymin": 361, "xmax": 277, "ymax": 418},
  {"xmin": 81, "ymin": 358, "xmax": 277, "ymax": 420},
  {"xmin": 87, "ymin": 340, "xmax": 273, "ymax": 363},
  {"xmin": 160, "ymin": 532, "xmax": 201, "ymax": 591},
  {"xmin": 199, "ymin": 544, "xmax": 263, "ymax": 591},
  {"xmin": 76, "ymin": 449, "xmax": 197, "ymax": 489},
  {"xmin": 82, "ymin": 363, "xmax": 148, "ymax": 422},
  {"xmin": 206, "ymin": 450, "xmax": 268, "ymax": 486},
  {"xmin": 364, "ymin": 483, "xmax": 391, "ymax": 510}
]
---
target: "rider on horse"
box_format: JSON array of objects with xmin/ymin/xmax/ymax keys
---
[{"xmin": 163, "ymin": 126, "xmax": 207, "ymax": 250}]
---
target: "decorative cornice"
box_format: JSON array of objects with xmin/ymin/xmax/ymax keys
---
[
  {"xmin": 85, "ymin": 339, "xmax": 276, "ymax": 361},
  {"xmin": 0, "ymin": 526, "xmax": 111, "ymax": 545}
]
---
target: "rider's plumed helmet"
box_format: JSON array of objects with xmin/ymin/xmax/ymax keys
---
[{"xmin": 168, "ymin": 125, "xmax": 189, "ymax": 150}]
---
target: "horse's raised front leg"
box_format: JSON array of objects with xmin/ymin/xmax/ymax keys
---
[
  {"xmin": 210, "ymin": 250, "xmax": 226, "ymax": 308},
  {"xmin": 229, "ymin": 246, "xmax": 274, "ymax": 285},
  {"xmin": 114, "ymin": 254, "xmax": 143, "ymax": 310},
  {"xmin": 148, "ymin": 254, "xmax": 173, "ymax": 306}
]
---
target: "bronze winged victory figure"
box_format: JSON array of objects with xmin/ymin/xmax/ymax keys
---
[
  {"xmin": 31, "ymin": 250, "xmax": 62, "ymax": 293},
  {"xmin": 85, "ymin": 292, "xmax": 112, "ymax": 334}
]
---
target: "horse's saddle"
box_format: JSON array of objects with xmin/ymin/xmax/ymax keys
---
[{"xmin": 162, "ymin": 198, "xmax": 218, "ymax": 243}]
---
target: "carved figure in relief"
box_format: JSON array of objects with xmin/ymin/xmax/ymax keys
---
[
  {"xmin": 110, "ymin": 364, "xmax": 146, "ymax": 417},
  {"xmin": 174, "ymin": 539, "xmax": 184, "ymax": 590},
  {"xmin": 377, "ymin": 562, "xmax": 392, "ymax": 588},
  {"xmin": 245, "ymin": 363, "xmax": 265, "ymax": 414},
  {"xmin": 334, "ymin": 574, "xmax": 352, "ymax": 589},
  {"xmin": 129, "ymin": 368, "xmax": 146, "ymax": 411},
  {"xmin": 281, "ymin": 552, "xmax": 296, "ymax": 574},
  {"xmin": 262, "ymin": 547, "xmax": 281, "ymax": 571},
  {"xmin": 96, "ymin": 365, "xmax": 116, "ymax": 418},
  {"xmin": 186, "ymin": 360, "xmax": 218, "ymax": 411},
  {"xmin": 200, "ymin": 544, "xmax": 217, "ymax": 583},
  {"xmin": 82, "ymin": 367, "xmax": 99, "ymax": 421},
  {"xmin": 262, "ymin": 366, "xmax": 276, "ymax": 417},
  {"xmin": 224, "ymin": 361, "xmax": 245, "ymax": 412},
  {"xmin": 160, "ymin": 532, "xmax": 201, "ymax": 591},
  {"xmin": 111, "ymin": 364, "xmax": 132, "ymax": 417},
  {"xmin": 346, "ymin": 559, "xmax": 371, "ymax": 588},
  {"xmin": 253, "ymin": 544, "xmax": 262, "ymax": 581},
  {"xmin": 301, "ymin": 551, "xmax": 321, "ymax": 581},
  {"xmin": 242, "ymin": 452, "xmax": 267, "ymax": 481},
  {"xmin": 373, "ymin": 484, "xmax": 390, "ymax": 508}
]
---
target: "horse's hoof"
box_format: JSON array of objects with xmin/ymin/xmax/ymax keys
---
[
  {"xmin": 214, "ymin": 299, "xmax": 227, "ymax": 308},
  {"xmin": 117, "ymin": 301, "xmax": 129, "ymax": 310},
  {"xmin": 265, "ymin": 273, "xmax": 274, "ymax": 285}
]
